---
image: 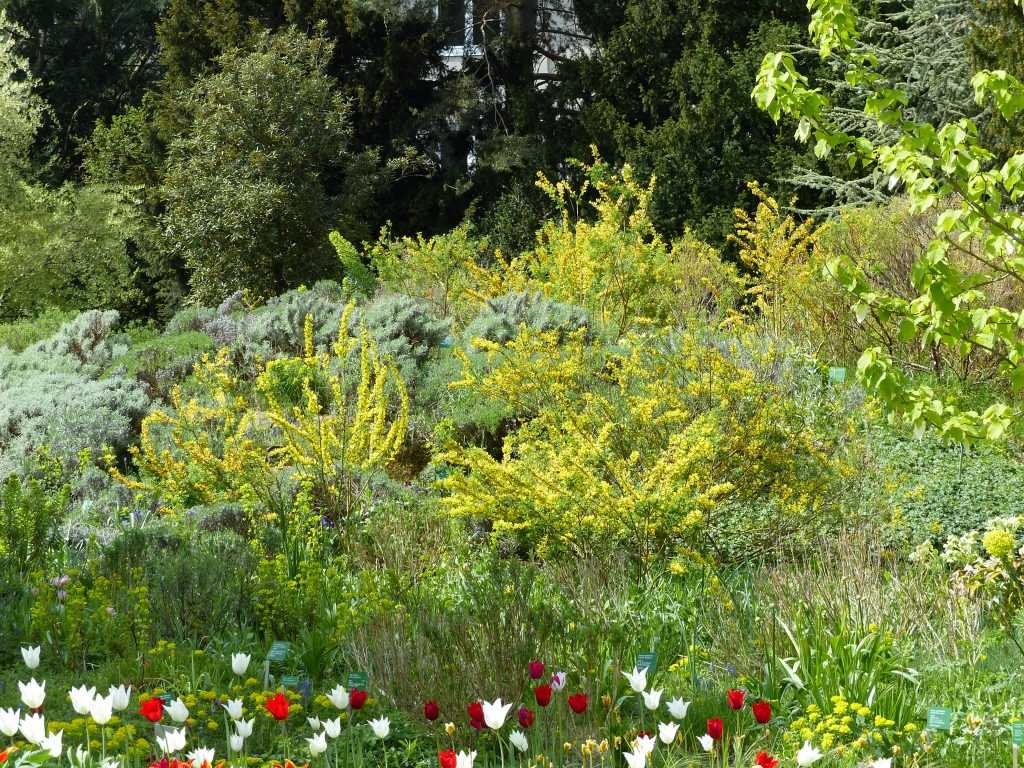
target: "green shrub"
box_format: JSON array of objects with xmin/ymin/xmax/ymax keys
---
[
  {"xmin": 463, "ymin": 291, "xmax": 591, "ymax": 345},
  {"xmin": 356, "ymin": 294, "xmax": 451, "ymax": 374},
  {"xmin": 0, "ymin": 308, "xmax": 77, "ymax": 352}
]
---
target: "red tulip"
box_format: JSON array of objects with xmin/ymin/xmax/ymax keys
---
[
  {"xmin": 752, "ymin": 700, "xmax": 771, "ymax": 724},
  {"xmin": 528, "ymin": 660, "xmax": 545, "ymax": 680},
  {"xmin": 265, "ymin": 692, "xmax": 289, "ymax": 721},
  {"xmin": 754, "ymin": 752, "xmax": 779, "ymax": 768},
  {"xmin": 139, "ymin": 698, "xmax": 163, "ymax": 723},
  {"xmin": 726, "ymin": 689, "xmax": 745, "ymax": 710},
  {"xmin": 350, "ymin": 689, "xmax": 368, "ymax": 710},
  {"xmin": 707, "ymin": 718, "xmax": 724, "ymax": 740},
  {"xmin": 518, "ymin": 707, "xmax": 534, "ymax": 728},
  {"xmin": 424, "ymin": 700, "xmax": 440, "ymax": 721},
  {"xmin": 439, "ymin": 751, "xmax": 457, "ymax": 768},
  {"xmin": 534, "ymin": 684, "xmax": 552, "ymax": 707},
  {"xmin": 467, "ymin": 701, "xmax": 484, "ymax": 723},
  {"xmin": 567, "ymin": 693, "xmax": 587, "ymax": 714}
]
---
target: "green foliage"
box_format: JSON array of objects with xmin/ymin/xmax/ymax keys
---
[
  {"xmin": 0, "ymin": 472, "xmax": 69, "ymax": 582},
  {"xmin": 0, "ymin": 307, "xmax": 76, "ymax": 352},
  {"xmin": 754, "ymin": 0, "xmax": 1024, "ymax": 444},
  {"xmin": 464, "ymin": 291, "xmax": 591, "ymax": 345},
  {"xmin": 356, "ymin": 294, "xmax": 451, "ymax": 374},
  {"xmin": 105, "ymin": 330, "xmax": 216, "ymax": 398},
  {"xmin": 161, "ymin": 28, "xmax": 382, "ymax": 303}
]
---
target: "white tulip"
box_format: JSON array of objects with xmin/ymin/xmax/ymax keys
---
[
  {"xmin": 69, "ymin": 685, "xmax": 97, "ymax": 716},
  {"xmin": 229, "ymin": 734, "xmax": 245, "ymax": 752},
  {"xmin": 456, "ymin": 750, "xmax": 477, "ymax": 768},
  {"xmin": 642, "ymin": 689, "xmax": 662, "ymax": 711},
  {"xmin": 796, "ymin": 741, "xmax": 822, "ymax": 766},
  {"xmin": 622, "ymin": 666, "xmax": 647, "ymax": 693},
  {"xmin": 109, "ymin": 685, "xmax": 132, "ymax": 712},
  {"xmin": 19, "ymin": 678, "xmax": 46, "ymax": 709},
  {"xmin": 666, "ymin": 697, "xmax": 689, "ymax": 720},
  {"xmin": 167, "ymin": 698, "xmax": 190, "ymax": 723},
  {"xmin": 698, "ymin": 734, "xmax": 714, "ymax": 752},
  {"xmin": 0, "ymin": 707, "xmax": 20, "ymax": 737},
  {"xmin": 156, "ymin": 726, "xmax": 187, "ymax": 755},
  {"xmin": 368, "ymin": 717, "xmax": 390, "ymax": 739},
  {"xmin": 509, "ymin": 730, "xmax": 528, "ymax": 753},
  {"xmin": 187, "ymin": 747, "xmax": 215, "ymax": 767},
  {"xmin": 326, "ymin": 685, "xmax": 350, "ymax": 710},
  {"xmin": 224, "ymin": 699, "xmax": 244, "ymax": 720},
  {"xmin": 307, "ymin": 732, "xmax": 328, "ymax": 756},
  {"xmin": 482, "ymin": 698, "xmax": 513, "ymax": 730},
  {"xmin": 307, "ymin": 716, "xmax": 322, "ymax": 731},
  {"xmin": 550, "ymin": 672, "xmax": 567, "ymax": 691},
  {"xmin": 20, "ymin": 712, "xmax": 47, "ymax": 745},
  {"xmin": 657, "ymin": 721, "xmax": 678, "ymax": 745},
  {"xmin": 634, "ymin": 734, "xmax": 656, "ymax": 756},
  {"xmin": 622, "ymin": 751, "xmax": 647, "ymax": 768},
  {"xmin": 231, "ymin": 653, "xmax": 251, "ymax": 677},
  {"xmin": 235, "ymin": 718, "xmax": 255, "ymax": 739},
  {"xmin": 323, "ymin": 717, "xmax": 341, "ymax": 739},
  {"xmin": 20, "ymin": 646, "xmax": 40, "ymax": 670},
  {"xmin": 41, "ymin": 729, "xmax": 63, "ymax": 758},
  {"xmin": 90, "ymin": 693, "xmax": 114, "ymax": 726}
]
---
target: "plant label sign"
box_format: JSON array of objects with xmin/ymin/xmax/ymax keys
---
[
  {"xmin": 280, "ymin": 674, "xmax": 301, "ymax": 689},
  {"xmin": 828, "ymin": 366, "xmax": 847, "ymax": 383},
  {"xmin": 1013, "ymin": 722, "xmax": 1024, "ymax": 745},
  {"xmin": 158, "ymin": 693, "xmax": 175, "ymax": 705},
  {"xmin": 636, "ymin": 652, "xmax": 657, "ymax": 673},
  {"xmin": 927, "ymin": 707, "xmax": 952, "ymax": 731},
  {"xmin": 267, "ymin": 641, "xmax": 290, "ymax": 663},
  {"xmin": 347, "ymin": 671, "xmax": 368, "ymax": 690}
]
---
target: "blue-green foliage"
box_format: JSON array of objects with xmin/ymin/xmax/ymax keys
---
[
  {"xmin": 463, "ymin": 291, "xmax": 590, "ymax": 344},
  {"xmin": 356, "ymin": 294, "xmax": 451, "ymax": 374}
]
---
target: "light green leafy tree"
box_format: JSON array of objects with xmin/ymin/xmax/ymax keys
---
[{"xmin": 753, "ymin": 0, "xmax": 1024, "ymax": 443}]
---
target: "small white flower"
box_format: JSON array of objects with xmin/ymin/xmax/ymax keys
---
[
  {"xmin": 368, "ymin": 717, "xmax": 390, "ymax": 739},
  {"xmin": 156, "ymin": 726, "xmax": 187, "ymax": 755},
  {"xmin": 109, "ymin": 685, "xmax": 132, "ymax": 712},
  {"xmin": 326, "ymin": 685, "xmax": 349, "ymax": 710},
  {"xmin": 868, "ymin": 760, "xmax": 892, "ymax": 768},
  {"xmin": 550, "ymin": 672, "xmax": 567, "ymax": 691},
  {"xmin": 657, "ymin": 721, "xmax": 678, "ymax": 745},
  {"xmin": 482, "ymin": 698, "xmax": 512, "ymax": 730},
  {"xmin": 307, "ymin": 716, "xmax": 322, "ymax": 731},
  {"xmin": 20, "ymin": 646, "xmax": 40, "ymax": 670},
  {"xmin": 796, "ymin": 741, "xmax": 822, "ymax": 766},
  {"xmin": 623, "ymin": 666, "xmax": 647, "ymax": 693},
  {"xmin": 666, "ymin": 697, "xmax": 689, "ymax": 720},
  {"xmin": 19, "ymin": 678, "xmax": 46, "ymax": 709},
  {"xmin": 231, "ymin": 653, "xmax": 251, "ymax": 677},
  {"xmin": 323, "ymin": 717, "xmax": 341, "ymax": 739},
  {"xmin": 0, "ymin": 707, "xmax": 21, "ymax": 737},
  {"xmin": 642, "ymin": 689, "xmax": 662, "ymax": 711},
  {"xmin": 187, "ymin": 748, "xmax": 215, "ymax": 767},
  {"xmin": 69, "ymin": 685, "xmax": 97, "ymax": 716},
  {"xmin": 19, "ymin": 712, "xmax": 46, "ymax": 745},
  {"xmin": 456, "ymin": 750, "xmax": 477, "ymax": 768},
  {"xmin": 90, "ymin": 693, "xmax": 114, "ymax": 726},
  {"xmin": 224, "ymin": 699, "xmax": 244, "ymax": 720},
  {"xmin": 167, "ymin": 698, "xmax": 190, "ymax": 723},
  {"xmin": 698, "ymin": 734, "xmax": 714, "ymax": 752},
  {"xmin": 229, "ymin": 734, "xmax": 245, "ymax": 752},
  {"xmin": 235, "ymin": 719, "xmax": 254, "ymax": 739},
  {"xmin": 41, "ymin": 728, "xmax": 63, "ymax": 758},
  {"xmin": 509, "ymin": 730, "xmax": 528, "ymax": 753},
  {"xmin": 622, "ymin": 751, "xmax": 646, "ymax": 768},
  {"xmin": 634, "ymin": 734, "xmax": 656, "ymax": 756},
  {"xmin": 307, "ymin": 731, "xmax": 328, "ymax": 756}
]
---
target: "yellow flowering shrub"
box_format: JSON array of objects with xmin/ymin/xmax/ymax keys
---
[
  {"xmin": 436, "ymin": 327, "xmax": 843, "ymax": 569},
  {"xmin": 729, "ymin": 182, "xmax": 819, "ymax": 339},
  {"xmin": 112, "ymin": 306, "xmax": 409, "ymax": 531}
]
